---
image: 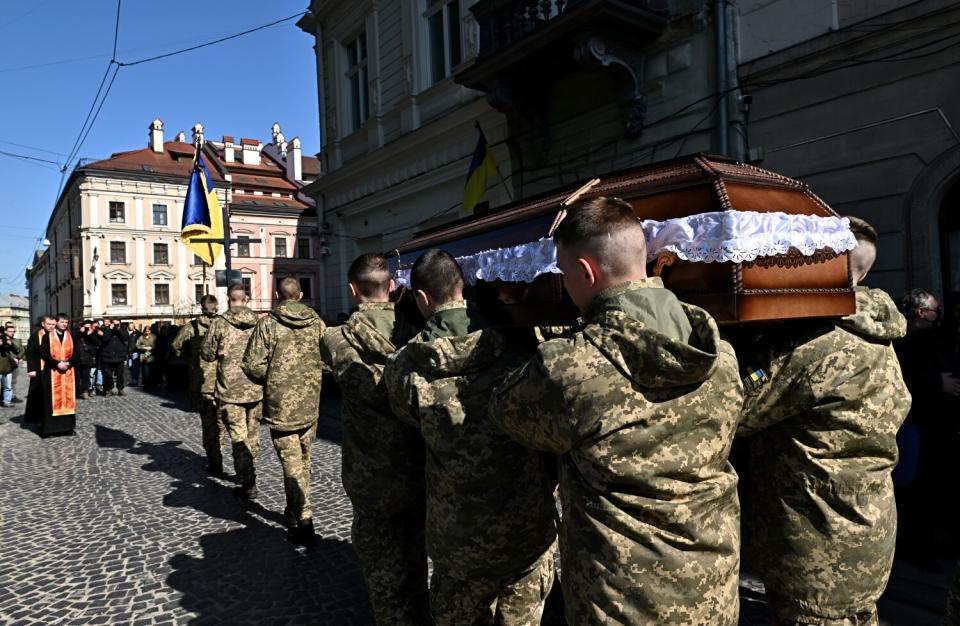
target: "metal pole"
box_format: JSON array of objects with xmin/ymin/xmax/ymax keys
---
[
  {"xmin": 715, "ymin": 0, "xmax": 729, "ymax": 156},
  {"xmin": 222, "ymin": 191, "xmax": 232, "ymax": 279}
]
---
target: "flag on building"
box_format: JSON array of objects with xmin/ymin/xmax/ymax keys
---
[
  {"xmin": 463, "ymin": 124, "xmax": 498, "ymax": 214},
  {"xmin": 181, "ymin": 144, "xmax": 224, "ymax": 265}
]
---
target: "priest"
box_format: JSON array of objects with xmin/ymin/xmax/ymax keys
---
[
  {"xmin": 24, "ymin": 315, "xmax": 52, "ymax": 424},
  {"xmin": 37, "ymin": 313, "xmax": 79, "ymax": 437}
]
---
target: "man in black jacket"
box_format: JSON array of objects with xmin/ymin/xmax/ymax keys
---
[
  {"xmin": 76, "ymin": 320, "xmax": 101, "ymax": 399},
  {"xmin": 99, "ymin": 319, "xmax": 129, "ymax": 396}
]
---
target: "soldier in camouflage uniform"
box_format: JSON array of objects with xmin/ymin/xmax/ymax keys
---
[
  {"xmin": 489, "ymin": 198, "xmax": 742, "ymax": 626},
  {"xmin": 243, "ymin": 276, "xmax": 326, "ymax": 544},
  {"xmin": 320, "ymin": 253, "xmax": 428, "ymax": 625},
  {"xmin": 384, "ymin": 250, "xmax": 558, "ymax": 626},
  {"xmin": 201, "ymin": 284, "xmax": 263, "ymax": 499},
  {"xmin": 736, "ymin": 217, "xmax": 910, "ymax": 626},
  {"xmin": 172, "ymin": 294, "xmax": 223, "ymax": 475}
]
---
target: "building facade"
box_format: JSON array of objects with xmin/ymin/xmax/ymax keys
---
[
  {"xmin": 0, "ymin": 294, "xmax": 31, "ymax": 337},
  {"xmin": 298, "ymin": 0, "xmax": 514, "ymax": 316},
  {"xmin": 28, "ymin": 119, "xmax": 322, "ymax": 324}
]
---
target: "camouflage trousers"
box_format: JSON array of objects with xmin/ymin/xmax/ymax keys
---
[
  {"xmin": 772, "ymin": 608, "xmax": 878, "ymax": 625},
  {"xmin": 220, "ymin": 401, "xmax": 262, "ymax": 485},
  {"xmin": 353, "ymin": 508, "xmax": 429, "ymax": 625},
  {"xmin": 270, "ymin": 421, "xmax": 317, "ymax": 525},
  {"xmin": 192, "ymin": 392, "xmax": 224, "ymax": 470},
  {"xmin": 430, "ymin": 543, "xmax": 556, "ymax": 626}
]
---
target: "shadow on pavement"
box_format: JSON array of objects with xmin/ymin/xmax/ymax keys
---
[{"xmin": 167, "ymin": 515, "xmax": 373, "ymax": 625}]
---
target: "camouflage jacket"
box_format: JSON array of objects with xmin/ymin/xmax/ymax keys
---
[
  {"xmin": 242, "ymin": 300, "xmax": 325, "ymax": 431},
  {"xmin": 200, "ymin": 306, "xmax": 263, "ymax": 405},
  {"xmin": 737, "ymin": 287, "xmax": 910, "ymax": 619},
  {"xmin": 384, "ymin": 301, "xmax": 558, "ymax": 581},
  {"xmin": 320, "ymin": 302, "xmax": 424, "ymax": 515},
  {"xmin": 490, "ymin": 279, "xmax": 742, "ymax": 625},
  {"xmin": 172, "ymin": 314, "xmax": 217, "ymax": 395}
]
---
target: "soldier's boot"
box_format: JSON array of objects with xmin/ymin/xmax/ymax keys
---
[
  {"xmin": 288, "ymin": 519, "xmax": 316, "ymax": 546},
  {"xmin": 205, "ymin": 463, "xmax": 224, "ymax": 477},
  {"xmin": 233, "ymin": 481, "xmax": 257, "ymax": 500},
  {"xmin": 118, "ymin": 388, "xmax": 127, "ymax": 396}
]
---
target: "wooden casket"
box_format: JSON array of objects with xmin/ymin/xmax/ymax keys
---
[{"xmin": 390, "ymin": 154, "xmax": 856, "ymax": 326}]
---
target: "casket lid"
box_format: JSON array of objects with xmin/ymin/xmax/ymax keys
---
[{"xmin": 394, "ymin": 153, "xmax": 836, "ymax": 267}]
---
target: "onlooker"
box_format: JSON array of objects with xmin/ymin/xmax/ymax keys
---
[
  {"xmin": 76, "ymin": 320, "xmax": 101, "ymax": 400},
  {"xmin": 0, "ymin": 322, "xmax": 24, "ymax": 407},
  {"xmin": 136, "ymin": 327, "xmax": 156, "ymax": 388},
  {"xmin": 127, "ymin": 322, "xmax": 142, "ymax": 386},
  {"xmin": 894, "ymin": 288, "xmax": 960, "ymax": 567},
  {"xmin": 99, "ymin": 319, "xmax": 129, "ymax": 396}
]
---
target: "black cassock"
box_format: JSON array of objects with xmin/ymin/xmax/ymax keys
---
[{"xmin": 24, "ymin": 329, "xmax": 44, "ymax": 424}]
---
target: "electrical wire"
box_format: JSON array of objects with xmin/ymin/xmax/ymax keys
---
[{"xmin": 116, "ymin": 11, "xmax": 306, "ymax": 67}]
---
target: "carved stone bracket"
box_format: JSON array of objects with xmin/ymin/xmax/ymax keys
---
[{"xmin": 574, "ymin": 35, "xmax": 647, "ymax": 137}]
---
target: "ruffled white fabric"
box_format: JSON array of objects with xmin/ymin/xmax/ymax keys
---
[
  {"xmin": 393, "ymin": 211, "xmax": 856, "ymax": 286},
  {"xmin": 642, "ymin": 211, "xmax": 857, "ymax": 263}
]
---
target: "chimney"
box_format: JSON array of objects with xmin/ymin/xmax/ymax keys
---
[
  {"xmin": 191, "ymin": 122, "xmax": 204, "ymax": 146},
  {"xmin": 149, "ymin": 118, "xmax": 164, "ymax": 153},
  {"xmin": 287, "ymin": 137, "xmax": 302, "ymax": 181},
  {"xmin": 174, "ymin": 131, "xmax": 186, "ymax": 143},
  {"xmin": 271, "ymin": 122, "xmax": 287, "ymax": 157},
  {"xmin": 240, "ymin": 138, "xmax": 261, "ymax": 166},
  {"xmin": 223, "ymin": 136, "xmax": 236, "ymax": 162}
]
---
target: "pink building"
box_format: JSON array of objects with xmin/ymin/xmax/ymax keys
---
[{"xmin": 204, "ymin": 124, "xmax": 323, "ymax": 313}]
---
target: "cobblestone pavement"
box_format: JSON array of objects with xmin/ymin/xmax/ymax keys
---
[
  {"xmin": 0, "ymin": 375, "xmax": 951, "ymax": 625},
  {"xmin": 0, "ymin": 376, "xmax": 370, "ymax": 625}
]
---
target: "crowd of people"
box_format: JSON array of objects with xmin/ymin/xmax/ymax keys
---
[{"xmin": 9, "ymin": 197, "xmax": 960, "ymax": 625}]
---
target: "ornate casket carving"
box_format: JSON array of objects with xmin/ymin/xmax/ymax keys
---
[{"xmin": 390, "ymin": 154, "xmax": 856, "ymax": 326}]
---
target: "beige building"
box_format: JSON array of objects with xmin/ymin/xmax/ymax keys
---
[
  {"xmin": 29, "ymin": 120, "xmax": 228, "ymax": 324},
  {"xmin": 0, "ymin": 294, "xmax": 30, "ymax": 337}
]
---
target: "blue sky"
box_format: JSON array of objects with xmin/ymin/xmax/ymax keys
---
[{"xmin": 0, "ymin": 0, "xmax": 318, "ymax": 295}]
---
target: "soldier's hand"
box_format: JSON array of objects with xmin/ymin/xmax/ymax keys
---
[{"xmin": 942, "ymin": 373, "xmax": 960, "ymax": 396}]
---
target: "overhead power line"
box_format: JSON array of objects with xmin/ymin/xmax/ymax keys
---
[{"xmin": 117, "ymin": 11, "xmax": 306, "ymax": 67}]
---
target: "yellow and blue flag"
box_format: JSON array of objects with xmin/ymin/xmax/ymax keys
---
[
  {"xmin": 181, "ymin": 143, "xmax": 224, "ymax": 265},
  {"xmin": 463, "ymin": 123, "xmax": 498, "ymax": 215}
]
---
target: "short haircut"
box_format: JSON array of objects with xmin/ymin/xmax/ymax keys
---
[
  {"xmin": 40, "ymin": 315, "xmax": 54, "ymax": 323},
  {"xmin": 348, "ymin": 253, "xmax": 391, "ymax": 298},
  {"xmin": 200, "ymin": 294, "xmax": 218, "ymax": 315},
  {"xmin": 56, "ymin": 313, "xmax": 69, "ymax": 321},
  {"xmin": 847, "ymin": 216, "xmax": 878, "ymax": 246},
  {"xmin": 277, "ymin": 276, "xmax": 302, "ymax": 301},
  {"xmin": 227, "ymin": 283, "xmax": 247, "ymax": 301},
  {"xmin": 552, "ymin": 196, "xmax": 647, "ymax": 278},
  {"xmin": 4, "ymin": 321, "xmax": 13, "ymax": 328},
  {"xmin": 410, "ymin": 250, "xmax": 464, "ymax": 304},
  {"xmin": 900, "ymin": 288, "xmax": 936, "ymax": 321}
]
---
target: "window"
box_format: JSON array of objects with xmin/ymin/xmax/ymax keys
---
[
  {"xmin": 300, "ymin": 277, "xmax": 312, "ymax": 300},
  {"xmin": 109, "ymin": 201, "xmax": 125, "ymax": 223},
  {"xmin": 426, "ymin": 0, "xmax": 462, "ymax": 85},
  {"xmin": 195, "ymin": 283, "xmax": 205, "ymax": 304},
  {"xmin": 109, "ymin": 241, "xmax": 126, "ymax": 264},
  {"xmin": 153, "ymin": 242, "xmax": 169, "ymax": 265},
  {"xmin": 236, "ymin": 236, "xmax": 251, "ymax": 258},
  {"xmin": 154, "ymin": 283, "xmax": 170, "ymax": 305},
  {"xmin": 111, "ymin": 284, "xmax": 127, "ymax": 306},
  {"xmin": 346, "ymin": 32, "xmax": 369, "ymax": 132},
  {"xmin": 193, "ymin": 254, "xmax": 204, "ymax": 266},
  {"xmin": 152, "ymin": 204, "xmax": 168, "ymax": 226},
  {"xmin": 297, "ymin": 238, "xmax": 311, "ymax": 259},
  {"xmin": 274, "ymin": 237, "xmax": 287, "ymax": 258},
  {"xmin": 242, "ymin": 277, "xmax": 252, "ymax": 298}
]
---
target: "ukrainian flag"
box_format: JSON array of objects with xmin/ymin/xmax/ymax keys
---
[
  {"xmin": 181, "ymin": 143, "xmax": 224, "ymax": 265},
  {"xmin": 463, "ymin": 124, "xmax": 498, "ymax": 215}
]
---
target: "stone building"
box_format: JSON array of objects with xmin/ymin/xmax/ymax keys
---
[
  {"xmin": 0, "ymin": 294, "xmax": 31, "ymax": 337},
  {"xmin": 28, "ymin": 119, "xmax": 321, "ymax": 324}
]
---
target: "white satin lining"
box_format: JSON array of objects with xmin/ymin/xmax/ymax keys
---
[{"xmin": 394, "ymin": 211, "xmax": 856, "ymax": 287}]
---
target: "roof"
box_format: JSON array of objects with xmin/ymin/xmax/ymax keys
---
[
  {"xmin": 203, "ymin": 142, "xmax": 313, "ymax": 211},
  {"xmin": 81, "ymin": 141, "xmax": 224, "ymax": 182},
  {"xmin": 302, "ymin": 155, "xmax": 321, "ymax": 176},
  {"xmin": 0, "ymin": 294, "xmax": 29, "ymax": 309}
]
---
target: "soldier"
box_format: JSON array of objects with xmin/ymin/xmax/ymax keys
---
[
  {"xmin": 201, "ymin": 284, "xmax": 263, "ymax": 499},
  {"xmin": 172, "ymin": 294, "xmax": 224, "ymax": 476},
  {"xmin": 735, "ymin": 215, "xmax": 910, "ymax": 625},
  {"xmin": 384, "ymin": 250, "xmax": 558, "ymax": 626},
  {"xmin": 489, "ymin": 197, "xmax": 742, "ymax": 625},
  {"xmin": 242, "ymin": 277, "xmax": 325, "ymax": 544},
  {"xmin": 320, "ymin": 253, "xmax": 428, "ymax": 625}
]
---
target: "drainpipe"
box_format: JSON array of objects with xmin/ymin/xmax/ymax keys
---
[{"xmin": 715, "ymin": 0, "xmax": 729, "ymax": 156}]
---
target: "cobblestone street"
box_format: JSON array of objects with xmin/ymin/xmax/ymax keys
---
[
  {"xmin": 0, "ymin": 377, "xmax": 371, "ymax": 625},
  {"xmin": 0, "ymin": 375, "xmax": 952, "ymax": 625}
]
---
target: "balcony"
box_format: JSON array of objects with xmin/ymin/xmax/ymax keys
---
[{"xmin": 457, "ymin": 0, "xmax": 666, "ymax": 115}]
